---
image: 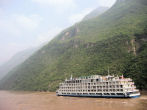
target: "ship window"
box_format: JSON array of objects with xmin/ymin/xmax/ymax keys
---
[
  {"xmin": 96, "ymin": 79, "xmax": 99, "ymax": 81},
  {"xmin": 111, "ymin": 93, "xmax": 115, "ymax": 95},
  {"xmin": 89, "ymin": 93, "xmax": 95, "ymax": 95},
  {"xmin": 117, "ymin": 93, "xmax": 124, "ymax": 95}
]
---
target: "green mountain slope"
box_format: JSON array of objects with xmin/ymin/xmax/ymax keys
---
[
  {"xmin": 0, "ymin": 48, "xmax": 37, "ymax": 80},
  {"xmin": 0, "ymin": 0, "xmax": 147, "ymax": 91},
  {"xmin": 83, "ymin": 7, "xmax": 109, "ymax": 21}
]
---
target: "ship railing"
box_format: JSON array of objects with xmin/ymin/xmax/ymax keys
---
[
  {"xmin": 97, "ymin": 83, "xmax": 122, "ymax": 86},
  {"xmin": 133, "ymin": 89, "xmax": 140, "ymax": 92},
  {"xmin": 116, "ymin": 79, "xmax": 132, "ymax": 81},
  {"xmin": 125, "ymin": 90, "xmax": 137, "ymax": 93},
  {"xmin": 101, "ymin": 91, "xmax": 124, "ymax": 93},
  {"xmin": 124, "ymin": 86, "xmax": 136, "ymax": 89},
  {"xmin": 129, "ymin": 82, "xmax": 134, "ymax": 85}
]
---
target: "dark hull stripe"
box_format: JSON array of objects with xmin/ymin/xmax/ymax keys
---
[{"xmin": 57, "ymin": 94, "xmax": 140, "ymax": 98}]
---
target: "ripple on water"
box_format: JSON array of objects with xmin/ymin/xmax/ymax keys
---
[{"xmin": 0, "ymin": 91, "xmax": 147, "ymax": 110}]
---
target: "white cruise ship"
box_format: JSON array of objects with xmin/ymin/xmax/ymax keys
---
[{"xmin": 56, "ymin": 75, "xmax": 140, "ymax": 98}]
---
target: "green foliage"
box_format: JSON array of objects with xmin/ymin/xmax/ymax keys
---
[
  {"xmin": 124, "ymin": 42, "xmax": 147, "ymax": 90},
  {"xmin": 0, "ymin": 0, "xmax": 147, "ymax": 91}
]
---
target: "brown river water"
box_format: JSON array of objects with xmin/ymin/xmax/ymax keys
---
[{"xmin": 0, "ymin": 91, "xmax": 147, "ymax": 110}]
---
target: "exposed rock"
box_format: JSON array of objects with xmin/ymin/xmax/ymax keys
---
[
  {"xmin": 61, "ymin": 36, "xmax": 65, "ymax": 41},
  {"xmin": 131, "ymin": 39, "xmax": 136, "ymax": 56},
  {"xmin": 65, "ymin": 32, "xmax": 70, "ymax": 36},
  {"xmin": 76, "ymin": 27, "xmax": 80, "ymax": 33}
]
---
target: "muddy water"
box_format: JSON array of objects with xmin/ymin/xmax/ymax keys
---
[{"xmin": 0, "ymin": 91, "xmax": 147, "ymax": 110}]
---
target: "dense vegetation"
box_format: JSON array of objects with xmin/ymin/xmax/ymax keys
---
[
  {"xmin": 0, "ymin": 48, "xmax": 38, "ymax": 80},
  {"xmin": 0, "ymin": 0, "xmax": 147, "ymax": 91},
  {"xmin": 83, "ymin": 7, "xmax": 109, "ymax": 21}
]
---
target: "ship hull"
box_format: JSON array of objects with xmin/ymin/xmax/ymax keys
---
[
  {"xmin": 129, "ymin": 95, "xmax": 140, "ymax": 98},
  {"xmin": 128, "ymin": 93, "xmax": 141, "ymax": 98},
  {"xmin": 57, "ymin": 94, "xmax": 140, "ymax": 98}
]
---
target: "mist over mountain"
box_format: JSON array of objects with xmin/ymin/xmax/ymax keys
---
[
  {"xmin": 83, "ymin": 7, "xmax": 109, "ymax": 21},
  {"xmin": 0, "ymin": 48, "xmax": 38, "ymax": 80},
  {"xmin": 0, "ymin": 0, "xmax": 146, "ymax": 91}
]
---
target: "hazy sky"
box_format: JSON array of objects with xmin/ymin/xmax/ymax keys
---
[{"xmin": 0, "ymin": 0, "xmax": 116, "ymax": 65}]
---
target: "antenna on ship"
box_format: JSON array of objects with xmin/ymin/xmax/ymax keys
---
[
  {"xmin": 107, "ymin": 67, "xmax": 110, "ymax": 76},
  {"xmin": 70, "ymin": 75, "xmax": 73, "ymax": 80},
  {"xmin": 121, "ymin": 74, "xmax": 124, "ymax": 79}
]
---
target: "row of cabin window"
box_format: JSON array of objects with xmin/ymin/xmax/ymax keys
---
[
  {"xmin": 63, "ymin": 82, "xmax": 125, "ymax": 86},
  {"xmin": 60, "ymin": 85, "xmax": 123, "ymax": 89},
  {"xmin": 61, "ymin": 93, "xmax": 124, "ymax": 96},
  {"xmin": 60, "ymin": 89, "xmax": 123, "ymax": 92}
]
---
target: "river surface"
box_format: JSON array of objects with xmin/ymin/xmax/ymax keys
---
[{"xmin": 0, "ymin": 91, "xmax": 147, "ymax": 110}]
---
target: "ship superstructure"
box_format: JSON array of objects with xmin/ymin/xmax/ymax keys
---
[{"xmin": 56, "ymin": 75, "xmax": 140, "ymax": 98}]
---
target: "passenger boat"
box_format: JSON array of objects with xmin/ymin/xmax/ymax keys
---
[{"xmin": 56, "ymin": 75, "xmax": 140, "ymax": 98}]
